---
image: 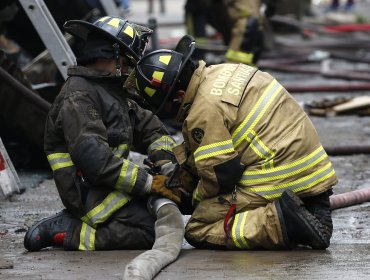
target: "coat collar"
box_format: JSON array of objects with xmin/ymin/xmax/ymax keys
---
[{"xmin": 176, "ymin": 60, "xmax": 206, "ymax": 122}]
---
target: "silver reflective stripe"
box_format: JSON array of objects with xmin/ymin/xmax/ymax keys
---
[
  {"xmin": 232, "ymin": 80, "xmax": 282, "ymax": 147},
  {"xmin": 79, "ymin": 222, "xmax": 96, "ymax": 251},
  {"xmin": 250, "ymin": 162, "xmax": 335, "ymax": 199},
  {"xmin": 115, "ymin": 160, "xmax": 138, "ymax": 193},
  {"xmin": 111, "ymin": 144, "xmax": 128, "ymax": 158},
  {"xmin": 47, "ymin": 153, "xmax": 74, "ymax": 171},
  {"xmin": 247, "ymin": 131, "xmax": 274, "ymax": 168},
  {"xmin": 147, "ymin": 136, "xmax": 176, "ymax": 153},
  {"xmin": 231, "ymin": 212, "xmax": 249, "ymax": 249},
  {"xmin": 241, "ymin": 147, "xmax": 327, "ymax": 183},
  {"xmin": 194, "ymin": 140, "xmax": 235, "ymax": 162}
]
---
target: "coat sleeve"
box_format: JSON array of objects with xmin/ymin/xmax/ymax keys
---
[
  {"xmin": 128, "ymin": 100, "xmax": 177, "ymax": 155},
  {"xmin": 60, "ymin": 91, "xmax": 151, "ymax": 196},
  {"xmin": 185, "ymin": 101, "xmax": 244, "ymax": 204}
]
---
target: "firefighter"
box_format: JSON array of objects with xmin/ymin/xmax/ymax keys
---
[
  {"xmin": 185, "ymin": 0, "xmax": 276, "ymax": 65},
  {"xmin": 24, "ymin": 16, "xmax": 181, "ymax": 252},
  {"xmin": 223, "ymin": 0, "xmax": 263, "ymax": 65},
  {"xmin": 133, "ymin": 35, "xmax": 337, "ymax": 250}
]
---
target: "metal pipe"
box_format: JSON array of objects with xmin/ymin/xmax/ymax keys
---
[
  {"xmin": 0, "ymin": 66, "xmax": 51, "ymax": 113},
  {"xmin": 330, "ymin": 188, "xmax": 370, "ymax": 210},
  {"xmin": 324, "ymin": 145, "xmax": 370, "ymax": 156}
]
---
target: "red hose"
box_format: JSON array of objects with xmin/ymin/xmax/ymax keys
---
[
  {"xmin": 324, "ymin": 24, "xmax": 370, "ymax": 33},
  {"xmin": 330, "ymin": 188, "xmax": 370, "ymax": 210}
]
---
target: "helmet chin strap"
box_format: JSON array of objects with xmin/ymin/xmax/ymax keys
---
[{"xmin": 114, "ymin": 43, "xmax": 121, "ymax": 77}]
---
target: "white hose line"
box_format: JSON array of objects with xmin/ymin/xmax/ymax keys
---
[{"xmin": 123, "ymin": 204, "xmax": 184, "ymax": 280}]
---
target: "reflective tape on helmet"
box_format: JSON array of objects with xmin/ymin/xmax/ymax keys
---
[
  {"xmin": 108, "ymin": 18, "xmax": 120, "ymax": 28},
  {"xmin": 152, "ymin": 71, "xmax": 164, "ymax": 82},
  {"xmin": 123, "ymin": 25, "xmax": 134, "ymax": 38},
  {"xmin": 145, "ymin": 86, "xmax": 156, "ymax": 97},
  {"xmin": 159, "ymin": 55, "xmax": 171, "ymax": 65}
]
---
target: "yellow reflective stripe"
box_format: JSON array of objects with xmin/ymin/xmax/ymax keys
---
[
  {"xmin": 194, "ymin": 140, "xmax": 235, "ymax": 162},
  {"xmin": 148, "ymin": 136, "xmax": 176, "ymax": 153},
  {"xmin": 115, "ymin": 160, "xmax": 138, "ymax": 193},
  {"xmin": 248, "ymin": 162, "xmax": 335, "ymax": 199},
  {"xmin": 144, "ymin": 86, "xmax": 156, "ymax": 97},
  {"xmin": 193, "ymin": 187, "xmax": 203, "ymax": 202},
  {"xmin": 78, "ymin": 222, "xmax": 96, "ymax": 251},
  {"xmin": 111, "ymin": 144, "xmax": 128, "ymax": 158},
  {"xmin": 232, "ymin": 80, "xmax": 283, "ymax": 147},
  {"xmin": 108, "ymin": 18, "xmax": 120, "ymax": 28},
  {"xmin": 81, "ymin": 191, "xmax": 131, "ymax": 227},
  {"xmin": 159, "ymin": 55, "xmax": 171, "ymax": 65},
  {"xmin": 152, "ymin": 71, "xmax": 164, "ymax": 82},
  {"xmin": 225, "ymin": 49, "xmax": 254, "ymax": 65},
  {"xmin": 231, "ymin": 212, "xmax": 249, "ymax": 249},
  {"xmin": 97, "ymin": 16, "xmax": 108, "ymax": 22},
  {"xmin": 240, "ymin": 146, "xmax": 327, "ymax": 184},
  {"xmin": 47, "ymin": 153, "xmax": 74, "ymax": 171},
  {"xmin": 123, "ymin": 25, "xmax": 134, "ymax": 37},
  {"xmin": 246, "ymin": 131, "xmax": 275, "ymax": 168}
]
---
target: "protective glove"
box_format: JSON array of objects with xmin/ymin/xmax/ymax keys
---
[
  {"xmin": 145, "ymin": 149, "xmax": 178, "ymax": 176},
  {"xmin": 151, "ymin": 175, "xmax": 181, "ymax": 204}
]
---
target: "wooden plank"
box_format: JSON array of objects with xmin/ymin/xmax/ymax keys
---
[{"xmin": 332, "ymin": 96, "xmax": 370, "ymax": 113}]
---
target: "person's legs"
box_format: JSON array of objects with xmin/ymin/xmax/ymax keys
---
[
  {"xmin": 25, "ymin": 199, "xmax": 155, "ymax": 251},
  {"xmin": 185, "ymin": 190, "xmax": 332, "ymax": 250},
  {"xmin": 70, "ymin": 199, "xmax": 155, "ymax": 250}
]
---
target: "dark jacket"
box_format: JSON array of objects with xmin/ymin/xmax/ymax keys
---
[{"xmin": 44, "ymin": 66, "xmax": 175, "ymax": 224}]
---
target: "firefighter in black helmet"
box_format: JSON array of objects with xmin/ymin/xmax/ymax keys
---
[
  {"xmin": 134, "ymin": 35, "xmax": 337, "ymax": 251},
  {"xmin": 24, "ymin": 16, "xmax": 181, "ymax": 252}
]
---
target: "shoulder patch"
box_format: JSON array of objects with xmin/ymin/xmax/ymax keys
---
[
  {"xmin": 87, "ymin": 105, "xmax": 101, "ymax": 120},
  {"xmin": 191, "ymin": 128, "xmax": 204, "ymax": 144}
]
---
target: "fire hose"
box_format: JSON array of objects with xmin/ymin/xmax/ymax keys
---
[
  {"xmin": 330, "ymin": 187, "xmax": 370, "ymax": 210},
  {"xmin": 123, "ymin": 196, "xmax": 184, "ymax": 280}
]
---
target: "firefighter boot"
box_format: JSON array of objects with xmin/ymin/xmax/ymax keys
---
[
  {"xmin": 276, "ymin": 190, "xmax": 331, "ymax": 250},
  {"xmin": 24, "ymin": 210, "xmax": 79, "ymax": 251},
  {"xmin": 302, "ymin": 190, "xmax": 333, "ymax": 238}
]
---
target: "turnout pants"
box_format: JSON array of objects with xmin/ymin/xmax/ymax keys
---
[
  {"xmin": 185, "ymin": 188, "xmax": 286, "ymax": 250},
  {"xmin": 66, "ymin": 199, "xmax": 155, "ymax": 250}
]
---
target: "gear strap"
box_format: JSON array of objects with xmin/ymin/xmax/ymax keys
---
[{"xmin": 223, "ymin": 186, "xmax": 238, "ymax": 238}]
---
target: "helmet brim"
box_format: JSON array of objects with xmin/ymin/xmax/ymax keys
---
[
  {"xmin": 64, "ymin": 20, "xmax": 140, "ymax": 62},
  {"xmin": 156, "ymin": 35, "xmax": 195, "ymax": 113}
]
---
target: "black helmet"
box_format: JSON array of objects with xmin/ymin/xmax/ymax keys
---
[
  {"xmin": 64, "ymin": 16, "xmax": 152, "ymax": 64},
  {"xmin": 135, "ymin": 35, "xmax": 195, "ymax": 113}
]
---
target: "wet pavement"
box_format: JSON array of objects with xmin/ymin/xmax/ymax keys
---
[{"xmin": 2, "ymin": 0, "xmax": 370, "ymax": 279}]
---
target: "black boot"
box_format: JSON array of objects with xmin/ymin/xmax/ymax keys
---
[
  {"xmin": 276, "ymin": 190, "xmax": 331, "ymax": 250},
  {"xmin": 24, "ymin": 209, "xmax": 79, "ymax": 252},
  {"xmin": 302, "ymin": 190, "xmax": 333, "ymax": 238}
]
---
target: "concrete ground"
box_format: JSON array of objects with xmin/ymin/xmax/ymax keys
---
[{"xmin": 2, "ymin": 0, "xmax": 370, "ymax": 279}]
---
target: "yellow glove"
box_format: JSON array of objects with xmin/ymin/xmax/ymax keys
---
[{"xmin": 151, "ymin": 175, "xmax": 181, "ymax": 204}]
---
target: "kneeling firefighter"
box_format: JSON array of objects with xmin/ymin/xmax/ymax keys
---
[
  {"xmin": 133, "ymin": 35, "xmax": 337, "ymax": 250},
  {"xmin": 24, "ymin": 16, "xmax": 182, "ymax": 252}
]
